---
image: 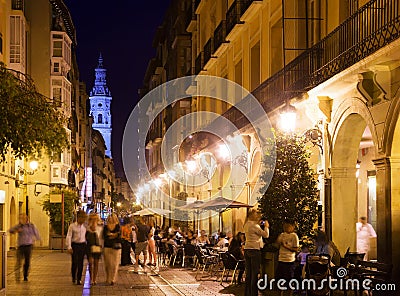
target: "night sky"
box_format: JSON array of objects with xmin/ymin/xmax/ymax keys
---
[{"xmin": 64, "ymin": 0, "xmax": 171, "ymax": 176}]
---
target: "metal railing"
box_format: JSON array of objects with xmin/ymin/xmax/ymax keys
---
[
  {"xmin": 214, "ymin": 20, "xmax": 228, "ymax": 53},
  {"xmin": 203, "ymin": 38, "xmax": 213, "ymax": 66},
  {"xmin": 11, "ymin": 0, "xmax": 23, "ymax": 10},
  {"xmin": 223, "ymin": 0, "xmax": 400, "ymax": 128},
  {"xmin": 226, "ymin": 0, "xmax": 243, "ymax": 35},
  {"xmin": 195, "ymin": 52, "xmax": 203, "ymax": 74}
]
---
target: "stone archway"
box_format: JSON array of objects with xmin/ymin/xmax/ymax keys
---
[
  {"xmin": 10, "ymin": 196, "xmax": 16, "ymax": 249},
  {"xmin": 331, "ymin": 113, "xmax": 367, "ymax": 253}
]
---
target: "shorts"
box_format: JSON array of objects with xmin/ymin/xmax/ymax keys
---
[{"xmin": 135, "ymin": 241, "xmax": 148, "ymax": 256}]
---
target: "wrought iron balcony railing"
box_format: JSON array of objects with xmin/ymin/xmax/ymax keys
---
[
  {"xmin": 194, "ymin": 0, "xmax": 201, "ymax": 12},
  {"xmin": 214, "ymin": 20, "xmax": 228, "ymax": 53},
  {"xmin": 226, "ymin": 0, "xmax": 243, "ymax": 35},
  {"xmin": 204, "ymin": 38, "xmax": 214, "ymax": 66},
  {"xmin": 195, "ymin": 52, "xmax": 203, "ymax": 74},
  {"xmin": 224, "ymin": 0, "xmax": 400, "ymax": 128},
  {"xmin": 11, "ymin": 0, "xmax": 24, "ymax": 10}
]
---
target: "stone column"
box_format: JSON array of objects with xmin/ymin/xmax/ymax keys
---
[
  {"xmin": 372, "ymin": 157, "xmax": 392, "ymax": 264},
  {"xmin": 331, "ymin": 167, "xmax": 358, "ymax": 254},
  {"xmin": 390, "ymin": 158, "xmax": 400, "ymax": 282}
]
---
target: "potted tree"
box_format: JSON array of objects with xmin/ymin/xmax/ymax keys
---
[
  {"xmin": 258, "ymin": 132, "xmax": 319, "ymax": 278},
  {"xmin": 42, "ymin": 189, "xmax": 79, "ymax": 249}
]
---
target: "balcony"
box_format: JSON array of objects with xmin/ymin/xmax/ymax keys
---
[
  {"xmin": 203, "ymin": 38, "xmax": 214, "ymax": 67},
  {"xmin": 226, "ymin": 0, "xmax": 244, "ymax": 38},
  {"xmin": 195, "ymin": 52, "xmax": 204, "ymax": 74},
  {"xmin": 194, "ymin": 0, "xmax": 202, "ymax": 13},
  {"xmin": 186, "ymin": 0, "xmax": 198, "ymax": 31},
  {"xmin": 223, "ymin": 0, "xmax": 400, "ymax": 129},
  {"xmin": 213, "ymin": 20, "xmax": 229, "ymax": 56},
  {"xmin": 11, "ymin": 0, "xmax": 24, "ymax": 10}
]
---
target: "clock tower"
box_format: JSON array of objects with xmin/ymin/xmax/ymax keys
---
[{"xmin": 89, "ymin": 54, "xmax": 112, "ymax": 158}]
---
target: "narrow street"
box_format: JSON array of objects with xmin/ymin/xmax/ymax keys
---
[{"xmin": 6, "ymin": 250, "xmax": 246, "ymax": 296}]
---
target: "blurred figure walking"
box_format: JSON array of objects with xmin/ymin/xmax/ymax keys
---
[{"xmin": 9, "ymin": 213, "xmax": 40, "ymax": 282}]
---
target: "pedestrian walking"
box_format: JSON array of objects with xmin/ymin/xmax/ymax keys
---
[
  {"xmin": 147, "ymin": 220, "xmax": 157, "ymax": 266},
  {"xmin": 121, "ymin": 217, "xmax": 133, "ymax": 266},
  {"xmin": 134, "ymin": 217, "xmax": 150, "ymax": 271},
  {"xmin": 9, "ymin": 213, "xmax": 40, "ymax": 282},
  {"xmin": 66, "ymin": 210, "xmax": 87, "ymax": 285},
  {"xmin": 86, "ymin": 213, "xmax": 103, "ymax": 285},
  {"xmin": 275, "ymin": 219, "xmax": 299, "ymax": 293},
  {"xmin": 356, "ymin": 216, "xmax": 377, "ymax": 260},
  {"xmin": 243, "ymin": 209, "xmax": 269, "ymax": 296},
  {"xmin": 103, "ymin": 213, "xmax": 122, "ymax": 285}
]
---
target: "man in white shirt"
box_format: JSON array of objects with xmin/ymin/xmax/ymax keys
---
[
  {"xmin": 356, "ymin": 216, "xmax": 377, "ymax": 260},
  {"xmin": 66, "ymin": 210, "xmax": 87, "ymax": 285}
]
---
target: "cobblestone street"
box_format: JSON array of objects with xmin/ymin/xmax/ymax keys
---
[{"xmin": 6, "ymin": 249, "xmax": 246, "ymax": 296}]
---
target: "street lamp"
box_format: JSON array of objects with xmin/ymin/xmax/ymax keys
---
[
  {"xmin": 29, "ymin": 160, "xmax": 39, "ymax": 171},
  {"xmin": 279, "ymin": 102, "xmax": 297, "ymax": 133}
]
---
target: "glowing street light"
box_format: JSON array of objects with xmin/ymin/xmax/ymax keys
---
[
  {"xmin": 29, "ymin": 160, "xmax": 39, "ymax": 171},
  {"xmin": 217, "ymin": 144, "xmax": 230, "ymax": 161},
  {"xmin": 116, "ymin": 202, "xmax": 122, "ymax": 207},
  {"xmin": 279, "ymin": 102, "xmax": 297, "ymax": 133}
]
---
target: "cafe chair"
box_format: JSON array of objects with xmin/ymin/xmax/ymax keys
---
[
  {"xmin": 305, "ymin": 254, "xmax": 331, "ymax": 296},
  {"xmin": 195, "ymin": 248, "xmax": 216, "ymax": 280},
  {"xmin": 182, "ymin": 244, "xmax": 196, "ymax": 268},
  {"xmin": 219, "ymin": 252, "xmax": 244, "ymax": 285}
]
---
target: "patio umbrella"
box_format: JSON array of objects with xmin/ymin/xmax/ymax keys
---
[
  {"xmin": 133, "ymin": 208, "xmax": 171, "ymax": 216},
  {"xmin": 199, "ymin": 196, "xmax": 252, "ymax": 231},
  {"xmin": 179, "ymin": 200, "xmax": 204, "ymax": 232}
]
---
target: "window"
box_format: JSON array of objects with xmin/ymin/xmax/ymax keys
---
[
  {"xmin": 98, "ymin": 114, "xmax": 103, "ymax": 124},
  {"xmin": 53, "ymin": 40, "xmax": 62, "ymax": 57},
  {"xmin": 52, "ymin": 79, "xmax": 62, "ymax": 107},
  {"xmin": 11, "ymin": 0, "xmax": 24, "ymax": 10},
  {"xmin": 53, "ymin": 62, "xmax": 60, "ymax": 73},
  {"xmin": 10, "ymin": 16, "xmax": 25, "ymax": 64},
  {"xmin": 53, "ymin": 152, "xmax": 61, "ymax": 162},
  {"xmin": 53, "ymin": 167, "xmax": 60, "ymax": 178},
  {"xmin": 271, "ymin": 19, "xmax": 283, "ymax": 75}
]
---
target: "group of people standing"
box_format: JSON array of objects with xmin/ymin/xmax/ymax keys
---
[{"xmin": 66, "ymin": 211, "xmax": 122, "ymax": 285}]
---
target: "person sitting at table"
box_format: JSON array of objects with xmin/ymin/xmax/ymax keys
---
[
  {"xmin": 166, "ymin": 234, "xmax": 182, "ymax": 264},
  {"xmin": 184, "ymin": 230, "xmax": 197, "ymax": 245},
  {"xmin": 217, "ymin": 232, "xmax": 229, "ymax": 249},
  {"xmin": 226, "ymin": 231, "xmax": 233, "ymax": 245},
  {"xmin": 229, "ymin": 232, "xmax": 245, "ymax": 284},
  {"xmin": 197, "ymin": 230, "xmax": 210, "ymax": 245},
  {"xmin": 314, "ymin": 230, "xmax": 341, "ymax": 266}
]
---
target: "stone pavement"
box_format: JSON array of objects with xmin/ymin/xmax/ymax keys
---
[
  {"xmin": 6, "ymin": 250, "xmax": 359, "ymax": 296},
  {"xmin": 6, "ymin": 249, "xmax": 247, "ymax": 296}
]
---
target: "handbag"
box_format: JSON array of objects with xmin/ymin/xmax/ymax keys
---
[
  {"xmin": 91, "ymin": 245, "xmax": 102, "ymax": 253},
  {"xmin": 112, "ymin": 242, "xmax": 122, "ymax": 250}
]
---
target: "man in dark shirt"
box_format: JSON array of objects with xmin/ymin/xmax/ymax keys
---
[
  {"xmin": 134, "ymin": 217, "xmax": 150, "ymax": 271},
  {"xmin": 9, "ymin": 213, "xmax": 40, "ymax": 282}
]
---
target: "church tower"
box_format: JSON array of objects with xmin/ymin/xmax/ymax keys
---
[{"xmin": 89, "ymin": 54, "xmax": 112, "ymax": 158}]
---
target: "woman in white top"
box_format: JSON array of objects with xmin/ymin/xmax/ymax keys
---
[{"xmin": 243, "ymin": 209, "xmax": 269, "ymax": 296}]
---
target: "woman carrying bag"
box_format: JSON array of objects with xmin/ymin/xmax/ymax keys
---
[
  {"xmin": 103, "ymin": 213, "xmax": 122, "ymax": 285},
  {"xmin": 86, "ymin": 213, "xmax": 103, "ymax": 285}
]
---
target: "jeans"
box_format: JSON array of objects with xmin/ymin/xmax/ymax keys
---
[
  {"xmin": 244, "ymin": 249, "xmax": 261, "ymax": 296},
  {"xmin": 71, "ymin": 242, "xmax": 86, "ymax": 282},
  {"xmin": 16, "ymin": 244, "xmax": 33, "ymax": 280}
]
